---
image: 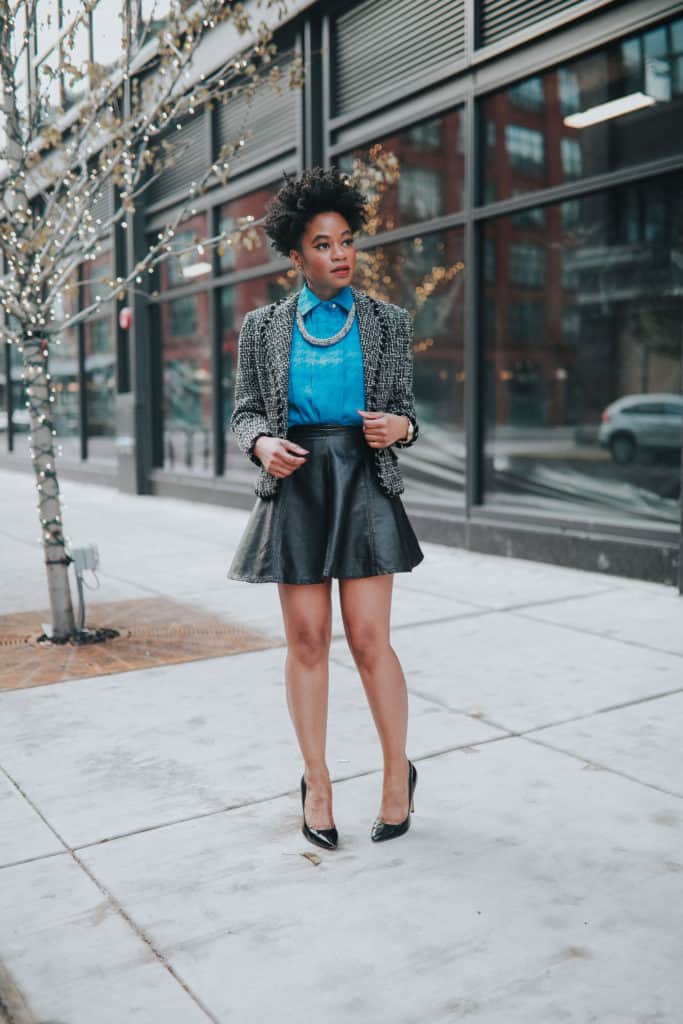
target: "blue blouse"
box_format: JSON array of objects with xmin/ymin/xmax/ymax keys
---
[{"xmin": 287, "ymin": 283, "xmax": 365, "ymax": 426}]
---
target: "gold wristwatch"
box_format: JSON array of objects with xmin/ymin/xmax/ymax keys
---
[{"xmin": 403, "ymin": 418, "xmax": 414, "ymax": 443}]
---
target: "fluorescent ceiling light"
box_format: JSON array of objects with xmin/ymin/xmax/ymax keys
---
[
  {"xmin": 181, "ymin": 261, "xmax": 212, "ymax": 279},
  {"xmin": 563, "ymin": 91, "xmax": 656, "ymax": 129}
]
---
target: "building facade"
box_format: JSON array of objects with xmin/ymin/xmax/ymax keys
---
[{"xmin": 2, "ymin": 0, "xmax": 683, "ymax": 587}]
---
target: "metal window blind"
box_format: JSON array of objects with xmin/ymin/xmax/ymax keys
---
[
  {"xmin": 335, "ymin": 0, "xmax": 465, "ymax": 117},
  {"xmin": 215, "ymin": 69, "xmax": 298, "ymax": 167},
  {"xmin": 146, "ymin": 113, "xmax": 208, "ymax": 205},
  {"xmin": 89, "ymin": 183, "xmax": 113, "ymax": 226},
  {"xmin": 478, "ymin": 0, "xmax": 585, "ymax": 47}
]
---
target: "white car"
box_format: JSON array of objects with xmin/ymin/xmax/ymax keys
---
[{"xmin": 598, "ymin": 393, "xmax": 683, "ymax": 464}]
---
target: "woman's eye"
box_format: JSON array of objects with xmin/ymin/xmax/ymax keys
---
[{"xmin": 343, "ymin": 238, "xmax": 354, "ymax": 246}]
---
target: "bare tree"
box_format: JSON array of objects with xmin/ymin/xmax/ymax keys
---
[{"xmin": 0, "ymin": 0, "xmax": 300, "ymax": 640}]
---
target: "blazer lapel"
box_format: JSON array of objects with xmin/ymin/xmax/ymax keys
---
[{"xmin": 353, "ymin": 288, "xmax": 383, "ymax": 409}]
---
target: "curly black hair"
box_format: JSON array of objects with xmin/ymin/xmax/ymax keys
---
[{"xmin": 264, "ymin": 167, "xmax": 369, "ymax": 256}]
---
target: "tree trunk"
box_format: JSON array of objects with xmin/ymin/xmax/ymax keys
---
[{"xmin": 24, "ymin": 335, "xmax": 76, "ymax": 640}]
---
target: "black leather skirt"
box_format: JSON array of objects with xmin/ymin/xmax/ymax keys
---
[{"xmin": 227, "ymin": 424, "xmax": 424, "ymax": 584}]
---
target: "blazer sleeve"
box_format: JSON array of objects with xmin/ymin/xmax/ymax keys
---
[
  {"xmin": 388, "ymin": 307, "xmax": 419, "ymax": 449},
  {"xmin": 230, "ymin": 311, "xmax": 273, "ymax": 467}
]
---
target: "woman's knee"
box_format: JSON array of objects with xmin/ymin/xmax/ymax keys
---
[
  {"xmin": 287, "ymin": 625, "xmax": 331, "ymax": 668},
  {"xmin": 345, "ymin": 623, "xmax": 389, "ymax": 672}
]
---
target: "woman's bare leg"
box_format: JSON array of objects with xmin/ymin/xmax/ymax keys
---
[
  {"xmin": 338, "ymin": 575, "xmax": 411, "ymax": 824},
  {"xmin": 277, "ymin": 578, "xmax": 335, "ymax": 829}
]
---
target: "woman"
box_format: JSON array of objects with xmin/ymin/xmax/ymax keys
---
[{"xmin": 228, "ymin": 168, "xmax": 423, "ymax": 849}]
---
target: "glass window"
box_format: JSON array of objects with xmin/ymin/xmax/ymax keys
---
[
  {"xmin": 406, "ymin": 118, "xmax": 442, "ymax": 150},
  {"xmin": 510, "ymin": 244, "xmax": 545, "ymax": 287},
  {"xmin": 8, "ymin": 341, "xmax": 30, "ymax": 453},
  {"xmin": 504, "ymin": 125, "xmax": 545, "ymax": 175},
  {"xmin": 84, "ymin": 316, "xmax": 115, "ymax": 459},
  {"xmin": 483, "ymin": 172, "xmax": 683, "ymax": 526},
  {"xmin": 508, "ymin": 76, "xmax": 545, "ymax": 112},
  {"xmin": 218, "ymin": 186, "xmax": 279, "ymax": 274},
  {"xmin": 398, "ymin": 165, "xmax": 444, "ymax": 221},
  {"xmin": 508, "ymin": 302, "xmax": 544, "ymax": 342},
  {"xmin": 483, "ymin": 16, "xmax": 683, "ymax": 201},
  {"xmin": 82, "ymin": 252, "xmax": 115, "ymax": 460},
  {"xmin": 484, "ymin": 238, "xmax": 496, "ymax": 284},
  {"xmin": 160, "ymin": 288, "xmax": 211, "ymax": 475},
  {"xmin": 511, "ymin": 204, "xmax": 545, "ymax": 228},
  {"xmin": 561, "ymin": 138, "xmax": 582, "ymax": 179},
  {"xmin": 337, "ymin": 107, "xmax": 464, "ymax": 233},
  {"xmin": 168, "ymin": 295, "xmax": 198, "ymax": 336},
  {"xmin": 159, "ymin": 213, "xmax": 209, "ymax": 290},
  {"xmin": 354, "ymin": 228, "xmax": 466, "ymax": 508}
]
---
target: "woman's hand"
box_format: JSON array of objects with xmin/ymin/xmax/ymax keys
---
[
  {"xmin": 357, "ymin": 410, "xmax": 409, "ymax": 448},
  {"xmin": 253, "ymin": 436, "xmax": 310, "ymax": 477}
]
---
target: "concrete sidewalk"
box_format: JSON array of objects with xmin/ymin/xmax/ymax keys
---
[{"xmin": 0, "ymin": 466, "xmax": 681, "ymax": 1023}]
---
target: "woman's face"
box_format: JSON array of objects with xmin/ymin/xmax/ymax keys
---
[{"xmin": 290, "ymin": 210, "xmax": 357, "ymax": 300}]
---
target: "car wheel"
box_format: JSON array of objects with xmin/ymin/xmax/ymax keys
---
[{"xmin": 609, "ymin": 432, "xmax": 636, "ymax": 464}]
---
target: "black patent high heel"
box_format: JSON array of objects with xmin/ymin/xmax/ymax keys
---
[
  {"xmin": 370, "ymin": 760, "xmax": 417, "ymax": 843},
  {"xmin": 301, "ymin": 775, "xmax": 338, "ymax": 850}
]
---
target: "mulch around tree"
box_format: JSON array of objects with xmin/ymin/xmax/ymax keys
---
[{"xmin": 0, "ymin": 597, "xmax": 283, "ymax": 692}]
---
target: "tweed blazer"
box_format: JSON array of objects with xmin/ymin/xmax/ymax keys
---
[{"xmin": 231, "ymin": 287, "xmax": 419, "ymax": 499}]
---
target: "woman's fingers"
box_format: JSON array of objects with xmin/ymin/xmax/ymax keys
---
[
  {"xmin": 271, "ymin": 438, "xmax": 309, "ymax": 476},
  {"xmin": 362, "ymin": 412, "xmax": 390, "ymax": 447}
]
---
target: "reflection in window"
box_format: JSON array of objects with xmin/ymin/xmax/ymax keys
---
[
  {"xmin": 483, "ymin": 173, "xmax": 683, "ymax": 525},
  {"xmin": 510, "ymin": 244, "xmax": 545, "ymax": 287},
  {"xmin": 560, "ymin": 138, "xmax": 582, "ymax": 178},
  {"xmin": 338, "ymin": 107, "xmax": 464, "ymax": 233},
  {"xmin": 160, "ymin": 289, "xmax": 211, "ymax": 475},
  {"xmin": 169, "ymin": 296, "xmax": 198, "ymax": 336},
  {"xmin": 561, "ymin": 251, "xmax": 578, "ymax": 289},
  {"xmin": 484, "ymin": 238, "xmax": 496, "ymax": 284},
  {"xmin": 511, "ymin": 204, "xmax": 545, "ymax": 228},
  {"xmin": 352, "ymin": 229, "xmax": 465, "ymax": 506},
  {"xmin": 558, "ymin": 68, "xmax": 581, "ymax": 115},
  {"xmin": 406, "ymin": 118, "xmax": 442, "ymax": 150},
  {"xmin": 85, "ymin": 316, "xmax": 116, "ymax": 458},
  {"xmin": 509, "ymin": 302, "xmax": 544, "ymax": 341},
  {"xmin": 398, "ymin": 166, "xmax": 444, "ymax": 221},
  {"xmin": 561, "ymin": 200, "xmax": 580, "ymax": 230},
  {"xmin": 218, "ymin": 186, "xmax": 278, "ymax": 275},
  {"xmin": 505, "ymin": 125, "xmax": 544, "ymax": 174},
  {"xmin": 162, "ymin": 214, "xmax": 208, "ymax": 289},
  {"xmin": 483, "ymin": 16, "xmax": 683, "ymax": 201},
  {"xmin": 508, "ymin": 76, "xmax": 545, "ymax": 112},
  {"xmin": 562, "ymin": 306, "xmax": 580, "ymax": 344},
  {"xmin": 7, "ymin": 342, "xmax": 29, "ymax": 453}
]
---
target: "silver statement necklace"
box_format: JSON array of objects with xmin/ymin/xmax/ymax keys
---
[{"xmin": 296, "ymin": 301, "xmax": 356, "ymax": 347}]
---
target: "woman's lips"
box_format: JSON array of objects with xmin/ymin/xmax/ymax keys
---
[{"xmin": 332, "ymin": 267, "xmax": 351, "ymax": 275}]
